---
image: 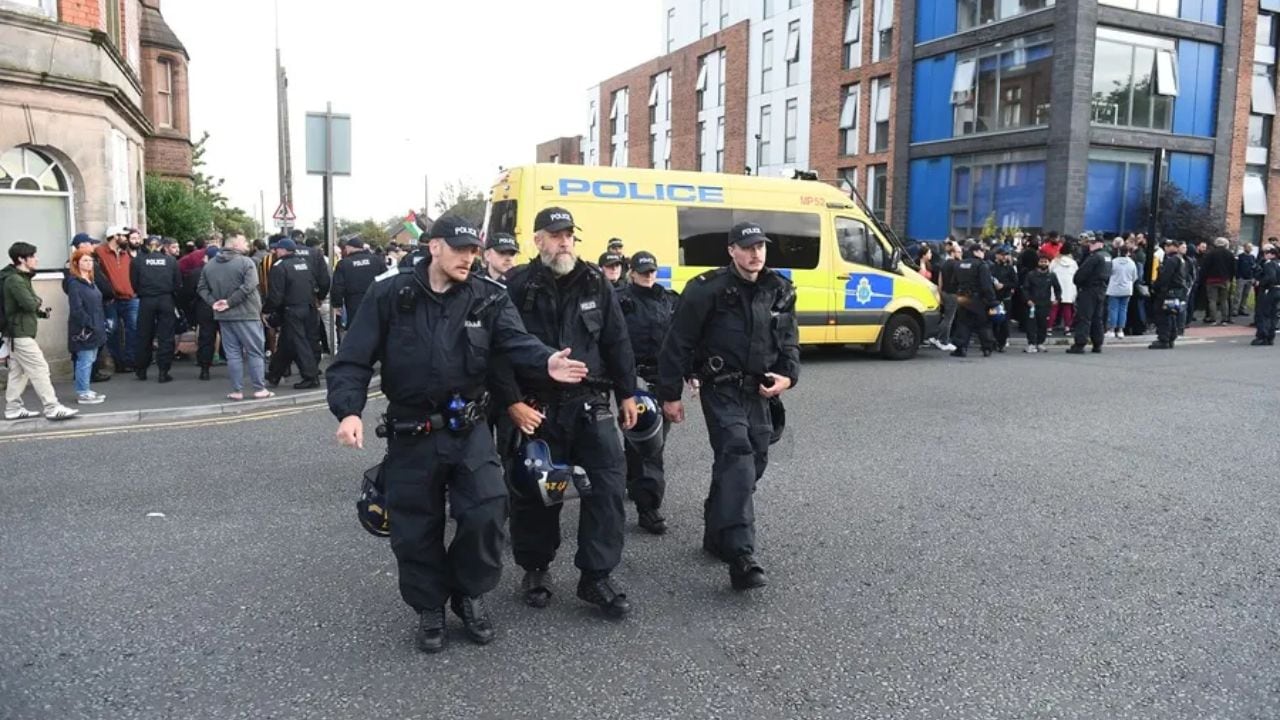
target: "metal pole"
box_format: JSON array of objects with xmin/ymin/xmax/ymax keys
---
[
  {"xmin": 1146, "ymin": 147, "xmax": 1166, "ymax": 284},
  {"xmin": 259, "ymin": 189, "xmax": 266, "ymax": 237},
  {"xmin": 324, "ymin": 101, "xmax": 337, "ymax": 353},
  {"xmin": 424, "ymin": 174, "xmax": 430, "ymax": 219}
]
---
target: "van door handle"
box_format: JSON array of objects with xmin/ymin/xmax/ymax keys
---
[{"xmin": 836, "ymin": 273, "xmax": 850, "ymax": 281}]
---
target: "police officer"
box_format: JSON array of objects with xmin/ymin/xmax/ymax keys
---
[
  {"xmin": 1149, "ymin": 237, "xmax": 1190, "ymax": 350},
  {"xmin": 264, "ymin": 239, "xmax": 321, "ymax": 389},
  {"xmin": 492, "ymin": 206, "xmax": 639, "ymax": 619},
  {"xmin": 1251, "ymin": 244, "xmax": 1280, "ymax": 346},
  {"xmin": 483, "ymin": 232, "xmax": 520, "ymax": 282},
  {"xmin": 291, "ymin": 231, "xmax": 332, "ymax": 354},
  {"xmin": 331, "ymin": 237, "xmax": 381, "ymax": 334},
  {"xmin": 129, "ymin": 237, "xmax": 182, "ymax": 383},
  {"xmin": 950, "ymin": 244, "xmax": 997, "ymax": 358},
  {"xmin": 615, "ymin": 250, "xmax": 678, "ymax": 535},
  {"xmin": 327, "ymin": 215, "xmax": 588, "ymax": 654},
  {"xmin": 598, "ymin": 251, "xmax": 626, "ymax": 289},
  {"xmin": 990, "ymin": 245, "xmax": 1018, "ymax": 352},
  {"xmin": 656, "ymin": 221, "xmax": 799, "ymax": 591},
  {"xmin": 1067, "ymin": 235, "xmax": 1113, "ymax": 354},
  {"xmin": 607, "ymin": 237, "xmax": 627, "ymax": 272}
]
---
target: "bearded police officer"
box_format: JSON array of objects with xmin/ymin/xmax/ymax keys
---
[
  {"xmin": 483, "ymin": 233, "xmax": 520, "ymax": 282},
  {"xmin": 331, "ymin": 237, "xmax": 382, "ymax": 334},
  {"xmin": 615, "ymin": 250, "xmax": 679, "ymax": 534},
  {"xmin": 657, "ymin": 221, "xmax": 799, "ymax": 591},
  {"xmin": 130, "ymin": 237, "xmax": 181, "ymax": 383},
  {"xmin": 328, "ymin": 215, "xmax": 588, "ymax": 654},
  {"xmin": 1067, "ymin": 235, "xmax": 1113, "ymax": 354},
  {"xmin": 1149, "ymin": 238, "xmax": 1190, "ymax": 350},
  {"xmin": 950, "ymin": 245, "xmax": 997, "ymax": 358},
  {"xmin": 492, "ymin": 206, "xmax": 639, "ymax": 619},
  {"xmin": 264, "ymin": 239, "xmax": 321, "ymax": 389}
]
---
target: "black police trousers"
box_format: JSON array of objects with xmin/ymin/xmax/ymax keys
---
[
  {"xmin": 1155, "ymin": 301, "xmax": 1182, "ymax": 344},
  {"xmin": 136, "ymin": 295, "xmax": 176, "ymax": 372},
  {"xmin": 1025, "ymin": 302, "xmax": 1050, "ymax": 346},
  {"xmin": 699, "ymin": 384, "xmax": 772, "ymax": 560},
  {"xmin": 1255, "ymin": 290, "xmax": 1279, "ymax": 341},
  {"xmin": 992, "ymin": 300, "xmax": 1011, "ymax": 349},
  {"xmin": 625, "ymin": 420, "xmax": 669, "ymax": 511},
  {"xmin": 194, "ymin": 299, "xmax": 218, "ymax": 367},
  {"xmin": 268, "ymin": 306, "xmax": 320, "ymax": 380},
  {"xmin": 384, "ymin": 423, "xmax": 507, "ymax": 612},
  {"xmin": 1073, "ymin": 289, "xmax": 1106, "ymax": 349},
  {"xmin": 510, "ymin": 394, "xmax": 625, "ymax": 577},
  {"xmin": 952, "ymin": 295, "xmax": 995, "ymax": 353}
]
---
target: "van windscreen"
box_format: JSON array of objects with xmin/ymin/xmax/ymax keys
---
[{"xmin": 677, "ymin": 207, "xmax": 820, "ymax": 269}]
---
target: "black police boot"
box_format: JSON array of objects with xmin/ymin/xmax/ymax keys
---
[
  {"xmin": 1251, "ymin": 338, "xmax": 1268, "ymax": 346},
  {"xmin": 90, "ymin": 370, "xmax": 112, "ymax": 383},
  {"xmin": 638, "ymin": 508, "xmax": 668, "ymax": 535},
  {"xmin": 1148, "ymin": 341, "xmax": 1172, "ymax": 350},
  {"xmin": 265, "ymin": 375, "xmax": 281, "ymax": 389},
  {"xmin": 293, "ymin": 377, "xmax": 320, "ymax": 390},
  {"xmin": 1091, "ymin": 346, "xmax": 1103, "ymax": 354},
  {"xmin": 729, "ymin": 554, "xmax": 768, "ymax": 591},
  {"xmin": 1064, "ymin": 345, "xmax": 1086, "ymax": 354},
  {"xmin": 157, "ymin": 369, "xmax": 173, "ymax": 384},
  {"xmin": 415, "ymin": 606, "xmax": 446, "ymax": 654},
  {"xmin": 576, "ymin": 574, "xmax": 631, "ymax": 619},
  {"xmin": 949, "ymin": 349, "xmax": 967, "ymax": 358},
  {"xmin": 449, "ymin": 594, "xmax": 495, "ymax": 645},
  {"xmin": 198, "ymin": 365, "xmax": 211, "ymax": 381},
  {"xmin": 521, "ymin": 568, "xmax": 552, "ymax": 609},
  {"xmin": 981, "ymin": 348, "xmax": 993, "ymax": 357},
  {"xmin": 135, "ymin": 368, "xmax": 148, "ymax": 381}
]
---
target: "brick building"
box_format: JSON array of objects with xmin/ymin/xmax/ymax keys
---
[{"xmin": 535, "ymin": 136, "xmax": 584, "ymax": 165}]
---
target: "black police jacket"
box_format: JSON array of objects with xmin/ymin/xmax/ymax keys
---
[
  {"xmin": 954, "ymin": 258, "xmax": 997, "ymax": 306},
  {"xmin": 1074, "ymin": 250, "xmax": 1113, "ymax": 291},
  {"xmin": 991, "ymin": 262, "xmax": 1018, "ymax": 301},
  {"xmin": 291, "ymin": 246, "xmax": 332, "ymax": 301},
  {"xmin": 264, "ymin": 253, "xmax": 318, "ymax": 313},
  {"xmin": 1021, "ymin": 269, "xmax": 1062, "ymax": 306},
  {"xmin": 1152, "ymin": 254, "xmax": 1189, "ymax": 300},
  {"xmin": 325, "ymin": 263, "xmax": 554, "ymax": 420},
  {"xmin": 1256, "ymin": 259, "xmax": 1280, "ymax": 293},
  {"xmin": 616, "ymin": 282, "xmax": 678, "ymax": 379},
  {"xmin": 490, "ymin": 257, "xmax": 637, "ymax": 407},
  {"xmin": 129, "ymin": 251, "xmax": 181, "ymax": 298},
  {"xmin": 656, "ymin": 265, "xmax": 800, "ymax": 403},
  {"xmin": 331, "ymin": 250, "xmax": 382, "ymax": 312}
]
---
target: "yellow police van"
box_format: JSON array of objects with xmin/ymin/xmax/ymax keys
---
[{"xmin": 483, "ymin": 164, "xmax": 940, "ymax": 359}]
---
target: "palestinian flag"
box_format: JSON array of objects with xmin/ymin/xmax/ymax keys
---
[{"xmin": 400, "ymin": 211, "xmax": 422, "ymax": 241}]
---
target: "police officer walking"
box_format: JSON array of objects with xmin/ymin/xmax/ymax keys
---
[
  {"xmin": 264, "ymin": 238, "xmax": 322, "ymax": 389},
  {"xmin": 950, "ymin": 245, "xmax": 997, "ymax": 358},
  {"xmin": 483, "ymin": 233, "xmax": 520, "ymax": 282},
  {"xmin": 1149, "ymin": 237, "xmax": 1190, "ymax": 350},
  {"xmin": 657, "ymin": 221, "xmax": 799, "ymax": 591},
  {"xmin": 330, "ymin": 237, "xmax": 381, "ymax": 335},
  {"xmin": 327, "ymin": 215, "xmax": 588, "ymax": 654},
  {"xmin": 129, "ymin": 237, "xmax": 181, "ymax": 383},
  {"xmin": 1067, "ymin": 235, "xmax": 1113, "ymax": 354},
  {"xmin": 990, "ymin": 246, "xmax": 1018, "ymax": 352},
  {"xmin": 492, "ymin": 206, "xmax": 639, "ymax": 619},
  {"xmin": 1251, "ymin": 244, "xmax": 1280, "ymax": 346},
  {"xmin": 615, "ymin": 250, "xmax": 679, "ymax": 535}
]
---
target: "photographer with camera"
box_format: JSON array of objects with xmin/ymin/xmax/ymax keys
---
[{"xmin": 2, "ymin": 242, "xmax": 78, "ymax": 421}]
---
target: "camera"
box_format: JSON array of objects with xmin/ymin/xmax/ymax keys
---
[{"xmin": 36, "ymin": 307, "xmax": 52, "ymax": 319}]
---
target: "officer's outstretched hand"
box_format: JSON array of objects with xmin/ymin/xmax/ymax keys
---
[
  {"xmin": 336, "ymin": 415, "xmax": 364, "ymax": 449},
  {"xmin": 759, "ymin": 373, "xmax": 792, "ymax": 399},
  {"xmin": 663, "ymin": 400, "xmax": 685, "ymax": 424},
  {"xmin": 618, "ymin": 397, "xmax": 639, "ymax": 431},
  {"xmin": 548, "ymin": 348, "xmax": 589, "ymax": 383}
]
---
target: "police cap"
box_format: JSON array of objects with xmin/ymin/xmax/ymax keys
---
[
  {"xmin": 428, "ymin": 215, "xmax": 483, "ymax": 249},
  {"xmin": 534, "ymin": 207, "xmax": 579, "ymax": 233},
  {"xmin": 486, "ymin": 232, "xmax": 519, "ymax": 253},
  {"xmin": 729, "ymin": 222, "xmax": 771, "ymax": 247},
  {"xmin": 631, "ymin": 251, "xmax": 659, "ymax": 273}
]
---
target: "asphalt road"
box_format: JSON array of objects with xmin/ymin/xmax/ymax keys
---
[{"xmin": 2, "ymin": 341, "xmax": 1278, "ymax": 720}]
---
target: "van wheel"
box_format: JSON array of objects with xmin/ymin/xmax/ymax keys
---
[{"xmin": 880, "ymin": 313, "xmax": 921, "ymax": 360}]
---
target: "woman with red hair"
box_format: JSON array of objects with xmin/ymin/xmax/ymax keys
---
[{"xmin": 66, "ymin": 247, "xmax": 108, "ymax": 404}]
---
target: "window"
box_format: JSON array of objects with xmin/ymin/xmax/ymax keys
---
[
  {"xmin": 759, "ymin": 104, "xmax": 773, "ymax": 166},
  {"xmin": 1254, "ymin": 64, "xmax": 1277, "ymax": 116},
  {"xmin": 871, "ymin": 77, "xmax": 891, "ymax": 152},
  {"xmin": 678, "ymin": 207, "xmax": 821, "ymax": 268},
  {"xmin": 649, "ymin": 75, "xmax": 661, "ymax": 125},
  {"xmin": 844, "ymin": 0, "xmax": 863, "ymax": 69},
  {"xmin": 111, "ymin": 129, "xmax": 130, "ymax": 227},
  {"xmin": 764, "ymin": 0, "xmax": 776, "ymax": 18},
  {"xmin": 718, "ymin": 50, "xmax": 727, "ymax": 107},
  {"xmin": 957, "ymin": 0, "xmax": 1054, "ymax": 32},
  {"xmin": 840, "ymin": 84, "xmax": 860, "ymax": 155},
  {"xmin": 1258, "ymin": 14, "xmax": 1277, "ymax": 65},
  {"xmin": 609, "ymin": 91, "xmax": 620, "ymax": 136},
  {"xmin": 665, "ymin": 72, "xmax": 673, "ymax": 121},
  {"xmin": 1098, "ymin": 0, "xmax": 1178, "ymax": 18},
  {"xmin": 839, "ymin": 167, "xmax": 859, "ymax": 192},
  {"xmin": 0, "ymin": 147, "xmax": 73, "ymax": 271},
  {"xmin": 790, "ymin": 0, "xmax": 801, "ymax": 8},
  {"xmin": 952, "ymin": 32, "xmax": 1053, "ymax": 137},
  {"xmin": 697, "ymin": 120, "xmax": 707, "ymax": 170},
  {"xmin": 696, "ymin": 55, "xmax": 710, "ymax": 111},
  {"xmin": 1083, "ymin": 148, "xmax": 1156, "ymax": 233},
  {"xmin": 784, "ymin": 98, "xmax": 799, "ymax": 163},
  {"xmin": 610, "ymin": 142, "xmax": 618, "ymax": 166},
  {"xmin": 649, "ymin": 134, "xmax": 657, "ymax": 168},
  {"xmin": 872, "ymin": 0, "xmax": 893, "ymax": 63},
  {"xmin": 836, "ymin": 217, "xmax": 886, "ymax": 268},
  {"xmin": 488, "ymin": 199, "xmax": 518, "ymax": 238},
  {"xmin": 1091, "ymin": 28, "xmax": 1178, "ymax": 131},
  {"xmin": 5, "ymin": 0, "xmax": 57, "ymax": 19},
  {"xmin": 785, "ymin": 20, "xmax": 801, "ymax": 86},
  {"xmin": 667, "ymin": 8, "xmax": 676, "ymax": 53},
  {"xmin": 701, "ymin": 0, "xmax": 712, "ymax": 36},
  {"xmin": 589, "ymin": 100, "xmax": 597, "ymax": 142},
  {"xmin": 716, "ymin": 117, "xmax": 726, "ymax": 171},
  {"xmin": 664, "ymin": 129, "xmax": 673, "ymax": 169},
  {"xmin": 105, "ymin": 0, "xmax": 122, "ymax": 50},
  {"xmin": 868, "ymin": 164, "xmax": 888, "ymax": 220},
  {"xmin": 1241, "ymin": 214, "xmax": 1263, "ymax": 246},
  {"xmin": 1244, "ymin": 166, "xmax": 1268, "ymax": 216},
  {"xmin": 157, "ymin": 58, "xmax": 175, "ymax": 128},
  {"xmin": 761, "ymin": 30, "xmax": 776, "ymax": 92},
  {"xmin": 953, "ymin": 149, "xmax": 1047, "ymax": 236},
  {"xmin": 720, "ymin": 0, "xmax": 729, "ymax": 29},
  {"xmin": 1266, "ymin": 0, "xmax": 1280, "ymax": 12},
  {"xmin": 1249, "ymin": 114, "xmax": 1272, "ymax": 165}
]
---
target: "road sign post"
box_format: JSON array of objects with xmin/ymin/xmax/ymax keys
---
[{"xmin": 306, "ymin": 103, "xmax": 351, "ymax": 355}]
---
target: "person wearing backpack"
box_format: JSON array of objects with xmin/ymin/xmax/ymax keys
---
[{"xmin": 2, "ymin": 242, "xmax": 79, "ymax": 421}]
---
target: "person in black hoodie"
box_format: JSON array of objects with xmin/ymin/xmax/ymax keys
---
[
  {"xmin": 1067, "ymin": 236, "xmax": 1112, "ymax": 354},
  {"xmin": 1251, "ymin": 245, "xmax": 1280, "ymax": 346},
  {"xmin": 1149, "ymin": 238, "xmax": 1190, "ymax": 350},
  {"xmin": 1021, "ymin": 252, "xmax": 1061, "ymax": 353}
]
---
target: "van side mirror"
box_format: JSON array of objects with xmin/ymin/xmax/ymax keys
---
[{"xmin": 889, "ymin": 247, "xmax": 902, "ymax": 271}]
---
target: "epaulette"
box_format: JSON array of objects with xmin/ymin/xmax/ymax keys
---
[
  {"xmin": 477, "ymin": 274, "xmax": 507, "ymax": 290},
  {"xmin": 693, "ymin": 267, "xmax": 727, "ymax": 283},
  {"xmin": 374, "ymin": 266, "xmax": 407, "ymax": 283}
]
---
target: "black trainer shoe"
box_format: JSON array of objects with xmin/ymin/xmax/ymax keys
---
[
  {"xmin": 638, "ymin": 508, "xmax": 668, "ymax": 535},
  {"xmin": 729, "ymin": 554, "xmax": 767, "ymax": 590},
  {"xmin": 521, "ymin": 568, "xmax": 552, "ymax": 608},
  {"xmin": 1251, "ymin": 338, "xmax": 1268, "ymax": 346},
  {"xmin": 198, "ymin": 366, "xmax": 211, "ymax": 381},
  {"xmin": 416, "ymin": 607, "xmax": 446, "ymax": 654},
  {"xmin": 1148, "ymin": 341, "xmax": 1172, "ymax": 350},
  {"xmin": 134, "ymin": 369, "xmax": 147, "ymax": 381},
  {"xmin": 576, "ymin": 575, "xmax": 631, "ymax": 619},
  {"xmin": 157, "ymin": 370, "xmax": 173, "ymax": 384},
  {"xmin": 449, "ymin": 595, "xmax": 495, "ymax": 645}
]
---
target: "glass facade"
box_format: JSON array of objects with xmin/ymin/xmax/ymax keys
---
[
  {"xmin": 957, "ymin": 0, "xmax": 1054, "ymax": 32},
  {"xmin": 1091, "ymin": 28, "xmax": 1177, "ymax": 131},
  {"xmin": 949, "ymin": 150, "xmax": 1046, "ymax": 236},
  {"xmin": 1083, "ymin": 148, "xmax": 1156, "ymax": 234},
  {"xmin": 952, "ymin": 32, "xmax": 1052, "ymax": 137}
]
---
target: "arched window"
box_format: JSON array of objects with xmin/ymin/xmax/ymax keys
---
[
  {"xmin": 0, "ymin": 147, "xmax": 73, "ymax": 271},
  {"xmin": 157, "ymin": 57, "xmax": 174, "ymax": 128}
]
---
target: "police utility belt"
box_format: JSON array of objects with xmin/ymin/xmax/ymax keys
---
[
  {"xmin": 695, "ymin": 356, "xmax": 772, "ymax": 390},
  {"xmin": 376, "ymin": 392, "xmax": 491, "ymax": 439}
]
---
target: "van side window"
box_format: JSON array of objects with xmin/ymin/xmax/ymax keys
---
[
  {"xmin": 836, "ymin": 216, "xmax": 884, "ymax": 269},
  {"xmin": 488, "ymin": 200, "xmax": 518, "ymax": 237},
  {"xmin": 678, "ymin": 207, "xmax": 820, "ymax": 269}
]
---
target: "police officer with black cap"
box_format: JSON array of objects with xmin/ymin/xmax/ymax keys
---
[
  {"xmin": 1251, "ymin": 244, "xmax": 1280, "ymax": 346},
  {"xmin": 327, "ymin": 215, "xmax": 588, "ymax": 654},
  {"xmin": 483, "ymin": 232, "xmax": 520, "ymax": 282},
  {"xmin": 950, "ymin": 244, "xmax": 998, "ymax": 357},
  {"xmin": 331, "ymin": 237, "xmax": 381, "ymax": 333},
  {"xmin": 491, "ymin": 205, "xmax": 640, "ymax": 619},
  {"xmin": 598, "ymin": 251, "xmax": 627, "ymax": 289},
  {"xmin": 615, "ymin": 250, "xmax": 679, "ymax": 534},
  {"xmin": 1067, "ymin": 235, "xmax": 1112, "ymax": 354},
  {"xmin": 656, "ymin": 221, "xmax": 799, "ymax": 591},
  {"xmin": 130, "ymin": 237, "xmax": 182, "ymax": 383},
  {"xmin": 264, "ymin": 238, "xmax": 322, "ymax": 388},
  {"xmin": 990, "ymin": 245, "xmax": 1018, "ymax": 352},
  {"xmin": 1149, "ymin": 237, "xmax": 1190, "ymax": 350}
]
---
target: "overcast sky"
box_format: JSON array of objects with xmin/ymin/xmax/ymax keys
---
[{"xmin": 163, "ymin": 0, "xmax": 662, "ymax": 230}]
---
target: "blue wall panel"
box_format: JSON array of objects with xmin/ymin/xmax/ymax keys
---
[
  {"xmin": 1168, "ymin": 152, "xmax": 1212, "ymax": 205},
  {"xmin": 1085, "ymin": 161, "xmax": 1125, "ymax": 233},
  {"xmin": 1179, "ymin": 0, "xmax": 1222, "ymax": 25},
  {"xmin": 1172, "ymin": 40, "xmax": 1220, "ymax": 137},
  {"xmin": 907, "ymin": 157, "xmax": 952, "ymax": 241},
  {"xmin": 916, "ymin": 0, "xmax": 958, "ymax": 44},
  {"xmin": 911, "ymin": 53, "xmax": 956, "ymax": 143}
]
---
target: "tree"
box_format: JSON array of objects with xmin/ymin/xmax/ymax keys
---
[
  {"xmin": 1147, "ymin": 182, "xmax": 1225, "ymax": 245},
  {"xmin": 432, "ymin": 180, "xmax": 487, "ymax": 226},
  {"xmin": 145, "ymin": 175, "xmax": 213, "ymax": 243},
  {"xmin": 188, "ymin": 131, "xmax": 261, "ymax": 239},
  {"xmin": 306, "ymin": 217, "xmax": 392, "ymax": 248}
]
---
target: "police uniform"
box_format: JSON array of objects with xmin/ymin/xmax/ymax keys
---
[
  {"xmin": 129, "ymin": 244, "xmax": 182, "ymax": 382},
  {"xmin": 292, "ymin": 242, "xmax": 332, "ymax": 354},
  {"xmin": 1252, "ymin": 249, "xmax": 1280, "ymax": 345},
  {"xmin": 656, "ymin": 222, "xmax": 800, "ymax": 590},
  {"xmin": 615, "ymin": 251, "xmax": 678, "ymax": 533},
  {"xmin": 265, "ymin": 241, "xmax": 321, "ymax": 387},
  {"xmin": 490, "ymin": 206, "xmax": 637, "ymax": 618},
  {"xmin": 326, "ymin": 216, "xmax": 559, "ymax": 653},
  {"xmin": 990, "ymin": 250, "xmax": 1018, "ymax": 351},
  {"xmin": 1149, "ymin": 243, "xmax": 1190, "ymax": 349},
  {"xmin": 1069, "ymin": 243, "xmax": 1113, "ymax": 353},
  {"xmin": 950, "ymin": 250, "xmax": 997, "ymax": 357},
  {"xmin": 331, "ymin": 240, "xmax": 382, "ymax": 332}
]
